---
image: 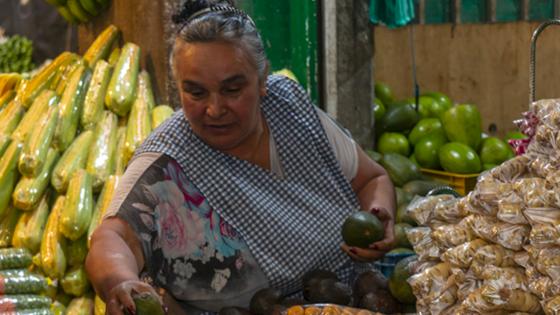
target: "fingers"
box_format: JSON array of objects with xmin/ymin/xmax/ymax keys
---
[
  {"xmin": 115, "ymin": 288, "xmax": 136, "ymax": 314},
  {"xmin": 106, "ymin": 298, "xmax": 127, "ymax": 315},
  {"xmin": 106, "ymin": 280, "xmax": 154, "ymax": 315},
  {"xmin": 341, "ymin": 243, "xmax": 386, "ymax": 262},
  {"xmin": 370, "ymin": 207, "xmax": 393, "ymax": 222},
  {"xmin": 371, "ymin": 221, "xmax": 395, "ymax": 251}
]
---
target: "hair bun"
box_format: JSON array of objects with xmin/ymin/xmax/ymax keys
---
[{"xmin": 172, "ymin": 0, "xmax": 235, "ymax": 25}]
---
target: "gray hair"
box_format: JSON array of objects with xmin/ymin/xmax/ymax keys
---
[{"xmin": 170, "ymin": 3, "xmax": 268, "ymax": 81}]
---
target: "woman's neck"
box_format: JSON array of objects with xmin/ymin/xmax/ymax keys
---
[{"xmin": 226, "ymin": 116, "xmax": 270, "ymax": 170}]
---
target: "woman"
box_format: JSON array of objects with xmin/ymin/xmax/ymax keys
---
[{"xmin": 85, "ymin": 1, "xmax": 396, "ymax": 314}]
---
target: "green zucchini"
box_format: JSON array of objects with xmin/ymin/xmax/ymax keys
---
[
  {"xmin": 105, "ymin": 42, "xmax": 141, "ymax": 117},
  {"xmin": 66, "ymin": 235, "xmax": 87, "ymax": 267},
  {"xmin": 51, "ymin": 130, "xmax": 94, "ymax": 193},
  {"xmin": 0, "ymin": 205, "xmax": 22, "ymax": 248},
  {"xmin": 40, "ymin": 196, "xmax": 67, "ymax": 280},
  {"xmin": 81, "ymin": 60, "xmax": 112, "ymax": 130},
  {"xmin": 0, "ymin": 294, "xmax": 51, "ymax": 310},
  {"xmin": 61, "ymin": 265, "xmax": 90, "ymax": 297},
  {"xmin": 0, "ymin": 248, "xmax": 32, "ymax": 270},
  {"xmin": 124, "ymin": 73, "xmax": 152, "ymax": 164},
  {"xmin": 0, "ymin": 269, "xmax": 47, "ymax": 294},
  {"xmin": 86, "ymin": 110, "xmax": 118, "ymax": 191},
  {"xmin": 88, "ymin": 175, "xmax": 120, "ymax": 247},
  {"xmin": 0, "ymin": 142, "xmax": 23, "ymax": 217},
  {"xmin": 151, "ymin": 105, "xmax": 174, "ymax": 129},
  {"xmin": 65, "ymin": 297, "xmax": 94, "ymax": 315},
  {"xmin": 83, "ymin": 25, "xmax": 119, "ymax": 68},
  {"xmin": 59, "ymin": 169, "xmax": 94, "ymax": 241},
  {"xmin": 11, "ymin": 89, "xmax": 58, "ymax": 144},
  {"xmin": 12, "ymin": 195, "xmax": 50, "ymax": 254}
]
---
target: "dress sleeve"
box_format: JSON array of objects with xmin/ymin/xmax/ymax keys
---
[
  {"xmin": 102, "ymin": 151, "xmax": 169, "ymax": 274},
  {"xmin": 314, "ymin": 107, "xmax": 359, "ymax": 181}
]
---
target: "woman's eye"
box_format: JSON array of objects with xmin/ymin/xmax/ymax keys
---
[
  {"xmin": 224, "ymin": 87, "xmax": 241, "ymax": 94},
  {"xmin": 188, "ymin": 90, "xmax": 206, "ymax": 99}
]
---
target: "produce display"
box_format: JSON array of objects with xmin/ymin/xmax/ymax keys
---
[
  {"xmin": 45, "ymin": 0, "xmax": 111, "ymax": 24},
  {"xmin": 404, "ymin": 98, "xmax": 560, "ymax": 314},
  {"xmin": 0, "ymin": 35, "xmax": 35, "ymax": 73},
  {"xmin": 0, "ymin": 24, "xmax": 175, "ymax": 312},
  {"xmin": 372, "ymin": 82, "xmax": 518, "ymax": 175}
]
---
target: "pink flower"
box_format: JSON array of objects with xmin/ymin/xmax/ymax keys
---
[{"xmin": 156, "ymin": 202, "xmax": 205, "ymax": 259}]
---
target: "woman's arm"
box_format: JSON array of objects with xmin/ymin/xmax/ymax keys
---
[
  {"xmin": 86, "ymin": 217, "xmax": 157, "ymax": 314},
  {"xmin": 341, "ymin": 145, "xmax": 396, "ymax": 262}
]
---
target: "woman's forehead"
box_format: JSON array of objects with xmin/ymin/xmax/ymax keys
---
[{"xmin": 174, "ymin": 40, "xmax": 258, "ymax": 74}]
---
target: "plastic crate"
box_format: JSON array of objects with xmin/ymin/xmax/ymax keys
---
[
  {"xmin": 420, "ymin": 168, "xmax": 479, "ymax": 196},
  {"xmin": 373, "ymin": 251, "xmax": 416, "ymax": 278}
]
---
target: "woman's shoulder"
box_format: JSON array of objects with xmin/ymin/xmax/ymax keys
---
[{"xmin": 266, "ymin": 74, "xmax": 308, "ymax": 100}]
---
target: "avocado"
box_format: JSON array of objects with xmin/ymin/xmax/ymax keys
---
[
  {"xmin": 380, "ymin": 153, "xmax": 422, "ymax": 187},
  {"xmin": 249, "ymin": 288, "xmax": 283, "ymax": 315},
  {"xmin": 402, "ymin": 180, "xmax": 445, "ymax": 197},
  {"xmin": 353, "ymin": 270, "xmax": 388, "ymax": 301},
  {"xmin": 394, "ymin": 223, "xmax": 413, "ymax": 249},
  {"xmin": 358, "ymin": 290, "xmax": 401, "ymax": 314},
  {"xmin": 218, "ymin": 307, "xmax": 252, "ymax": 315},
  {"xmin": 341, "ymin": 211, "xmax": 384, "ymax": 248},
  {"xmin": 132, "ymin": 292, "xmax": 165, "ymax": 315},
  {"xmin": 305, "ymin": 278, "xmax": 352, "ymax": 306}
]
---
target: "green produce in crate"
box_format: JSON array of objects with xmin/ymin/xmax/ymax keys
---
[
  {"xmin": 376, "ymin": 132, "xmax": 409, "ymax": 156},
  {"xmin": 12, "ymin": 194, "xmax": 50, "ymax": 253},
  {"xmin": 0, "ymin": 294, "xmax": 51, "ymax": 310},
  {"xmin": 402, "ymin": 179, "xmax": 444, "ymax": 197},
  {"xmin": 87, "ymin": 110, "xmax": 118, "ymax": 191},
  {"xmin": 371, "ymin": 98, "xmax": 385, "ymax": 125},
  {"xmin": 11, "ymin": 89, "xmax": 58, "ymax": 143},
  {"xmin": 379, "ymin": 153, "xmax": 422, "ymax": 187},
  {"xmin": 65, "ymin": 296, "xmax": 94, "ymax": 315},
  {"xmin": 133, "ymin": 292, "xmax": 165, "ymax": 315},
  {"xmin": 61, "ymin": 265, "xmax": 90, "ymax": 296},
  {"xmin": 0, "ymin": 142, "xmax": 23, "ymax": 217},
  {"xmin": 59, "ymin": 170, "xmax": 94, "ymax": 241},
  {"xmin": 341, "ymin": 211, "xmax": 384, "ymax": 248},
  {"xmin": 413, "ymin": 134, "xmax": 447, "ymax": 170},
  {"xmin": 53, "ymin": 64, "xmax": 92, "ymax": 152},
  {"xmin": 388, "ymin": 254, "xmax": 416, "ymax": 304},
  {"xmin": 378, "ymin": 103, "xmax": 419, "ymax": 133},
  {"xmin": 394, "ymin": 223, "xmax": 413, "ymax": 249},
  {"xmin": 114, "ymin": 125, "xmax": 128, "ymax": 175},
  {"xmin": 408, "ymin": 118, "xmax": 446, "ymax": 146},
  {"xmin": 94, "ymin": 295, "xmax": 106, "ymax": 315},
  {"xmin": 18, "ymin": 107, "xmax": 59, "ymax": 177},
  {"xmin": 41, "ymin": 196, "xmax": 67, "ymax": 280},
  {"xmin": 441, "ymin": 104, "xmax": 482, "ymax": 151},
  {"xmin": 422, "ymin": 91, "xmax": 452, "ymax": 111},
  {"xmin": 479, "ymin": 136, "xmax": 514, "ymax": 166},
  {"xmin": 505, "ymin": 131, "xmax": 527, "ymax": 140},
  {"xmin": 151, "ymin": 105, "xmax": 175, "ymax": 130},
  {"xmin": 439, "ymin": 142, "xmax": 482, "ymax": 174},
  {"xmin": 84, "ymin": 25, "xmax": 120, "ymax": 68},
  {"xmin": 88, "ymin": 175, "xmax": 120, "ymax": 247},
  {"xmin": 0, "ymin": 269, "xmax": 47, "ymax": 294},
  {"xmin": 17, "ymin": 52, "xmax": 77, "ymax": 109},
  {"xmin": 105, "ymin": 42, "xmax": 141, "ymax": 117},
  {"xmin": 0, "ymin": 248, "xmax": 32, "ymax": 269},
  {"xmin": 13, "ymin": 149, "xmax": 59, "ymax": 211},
  {"xmin": 81, "ymin": 60, "xmax": 113, "ymax": 130},
  {"xmin": 124, "ymin": 71, "xmax": 153, "ymax": 163},
  {"xmin": 0, "ymin": 206, "xmax": 22, "ymax": 248},
  {"xmin": 51, "ymin": 130, "xmax": 94, "ymax": 193},
  {"xmin": 374, "ymin": 82, "xmax": 394, "ymax": 108},
  {"xmin": 66, "ymin": 235, "xmax": 87, "ymax": 267}
]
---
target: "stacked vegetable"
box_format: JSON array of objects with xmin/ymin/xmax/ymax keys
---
[
  {"xmin": 403, "ymin": 98, "xmax": 560, "ymax": 314},
  {"xmin": 0, "ymin": 35, "xmax": 35, "ymax": 73},
  {"xmin": 45, "ymin": 0, "xmax": 111, "ymax": 24},
  {"xmin": 0, "ymin": 24, "xmax": 175, "ymax": 313},
  {"xmin": 373, "ymin": 82, "xmax": 519, "ymax": 174}
]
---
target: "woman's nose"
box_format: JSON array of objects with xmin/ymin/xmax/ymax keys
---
[{"xmin": 206, "ymin": 95, "xmax": 227, "ymax": 118}]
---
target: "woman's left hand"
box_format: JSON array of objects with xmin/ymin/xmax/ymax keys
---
[{"xmin": 341, "ymin": 207, "xmax": 395, "ymax": 263}]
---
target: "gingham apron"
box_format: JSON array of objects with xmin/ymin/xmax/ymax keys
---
[{"xmin": 136, "ymin": 75, "xmax": 361, "ymax": 294}]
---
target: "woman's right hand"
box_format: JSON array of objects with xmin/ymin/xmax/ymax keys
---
[{"xmin": 105, "ymin": 279, "xmax": 163, "ymax": 315}]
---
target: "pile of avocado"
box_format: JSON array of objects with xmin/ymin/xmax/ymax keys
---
[{"xmin": 218, "ymin": 266, "xmax": 418, "ymax": 315}]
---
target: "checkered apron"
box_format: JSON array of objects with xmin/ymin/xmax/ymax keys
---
[{"xmin": 136, "ymin": 75, "xmax": 362, "ymax": 294}]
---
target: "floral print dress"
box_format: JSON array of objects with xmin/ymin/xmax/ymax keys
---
[{"xmin": 105, "ymin": 152, "xmax": 269, "ymax": 314}]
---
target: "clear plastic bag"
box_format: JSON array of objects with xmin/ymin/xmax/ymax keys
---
[
  {"xmin": 461, "ymin": 286, "xmax": 500, "ymax": 313},
  {"xmin": 536, "ymin": 246, "xmax": 560, "ymax": 283},
  {"xmin": 489, "ymin": 155, "xmax": 530, "ymax": 182},
  {"xmin": 481, "ymin": 285, "xmax": 542, "ymax": 313},
  {"xmin": 408, "ymin": 262, "xmax": 452, "ymax": 301},
  {"xmin": 495, "ymin": 223, "xmax": 530, "ymax": 251},
  {"xmin": 528, "ymin": 275, "xmax": 560, "ymax": 300},
  {"xmin": 513, "ymin": 177, "xmax": 548, "ymax": 197},
  {"xmin": 441, "ymin": 239, "xmax": 487, "ymax": 268},
  {"xmin": 452, "ymin": 268, "xmax": 482, "ymax": 301},
  {"xmin": 497, "ymin": 192, "xmax": 528, "ymax": 225},
  {"xmin": 469, "ymin": 215, "xmax": 499, "ymax": 243},
  {"xmin": 476, "ymin": 266, "xmax": 528, "ymax": 291},
  {"xmin": 529, "ymin": 223, "xmax": 560, "ymax": 248},
  {"xmin": 406, "ymin": 227, "xmax": 441, "ymax": 261},
  {"xmin": 432, "ymin": 221, "xmax": 473, "ymax": 249},
  {"xmin": 529, "ymin": 155, "xmax": 557, "ymax": 179},
  {"xmin": 407, "ymin": 195, "xmax": 455, "ymax": 226},
  {"xmin": 524, "ymin": 189, "xmax": 556, "ymax": 208},
  {"xmin": 433, "ymin": 198, "xmax": 464, "ymax": 224},
  {"xmin": 543, "ymin": 295, "xmax": 560, "ymax": 315},
  {"xmin": 428, "ymin": 285, "xmax": 458, "ymax": 315},
  {"xmin": 473, "ymin": 244, "xmax": 516, "ymax": 268}
]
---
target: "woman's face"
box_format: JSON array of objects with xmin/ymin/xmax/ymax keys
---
[{"xmin": 173, "ymin": 39, "xmax": 267, "ymax": 153}]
